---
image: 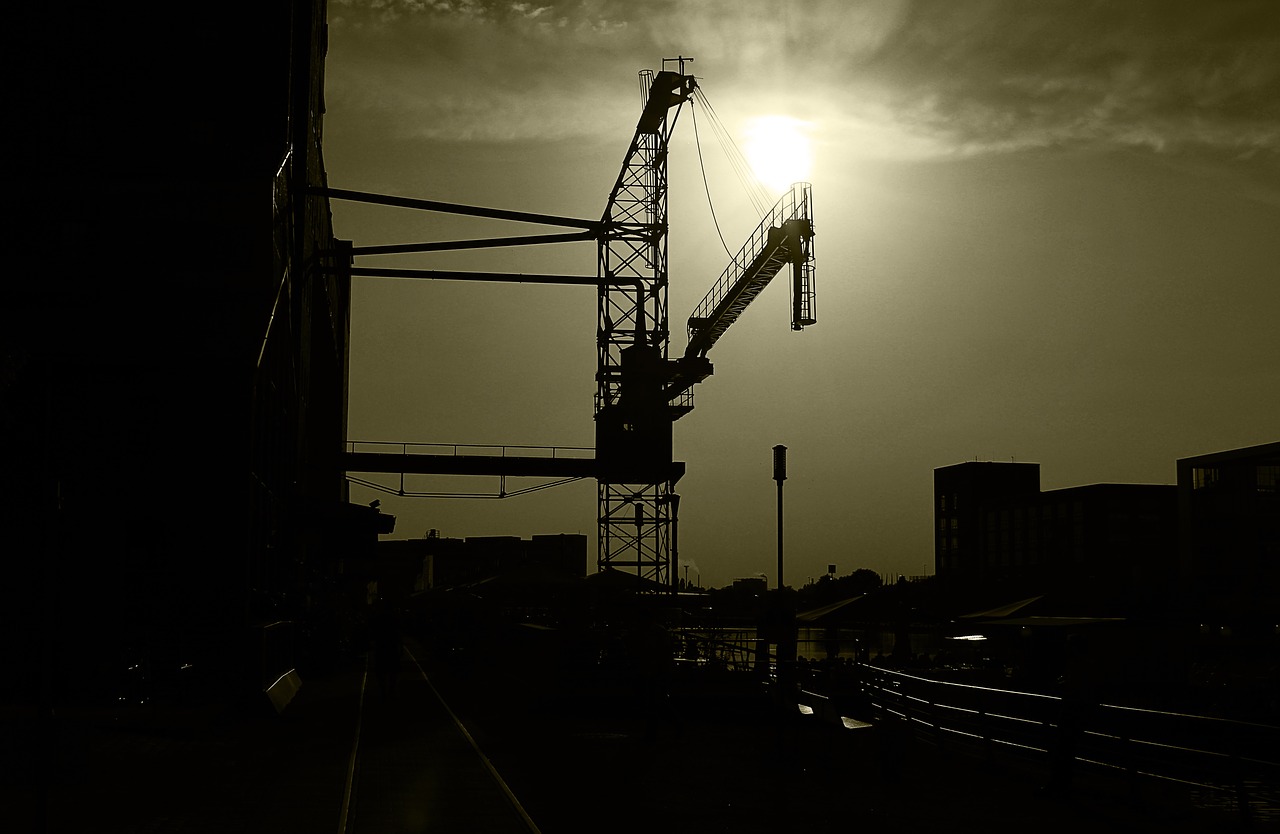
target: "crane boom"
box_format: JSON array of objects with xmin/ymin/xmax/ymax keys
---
[
  {"xmin": 666, "ymin": 183, "xmax": 816, "ymax": 400},
  {"xmin": 687, "ymin": 183, "xmax": 815, "ymax": 357}
]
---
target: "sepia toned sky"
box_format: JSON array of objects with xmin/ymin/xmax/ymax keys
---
[{"xmin": 323, "ymin": 0, "xmax": 1280, "ymax": 588}]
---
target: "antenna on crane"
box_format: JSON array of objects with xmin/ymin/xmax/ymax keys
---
[{"xmin": 663, "ymin": 55, "xmax": 695, "ymax": 75}]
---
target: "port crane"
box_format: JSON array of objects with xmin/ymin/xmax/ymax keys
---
[{"xmin": 331, "ymin": 60, "xmax": 815, "ymax": 590}]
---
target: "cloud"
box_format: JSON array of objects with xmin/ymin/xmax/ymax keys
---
[
  {"xmin": 850, "ymin": 0, "xmax": 1280, "ymax": 155},
  {"xmin": 328, "ymin": 0, "xmax": 653, "ymax": 142},
  {"xmin": 327, "ymin": 0, "xmax": 1280, "ymax": 156}
]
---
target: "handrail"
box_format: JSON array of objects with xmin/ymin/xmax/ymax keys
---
[
  {"xmin": 833, "ymin": 663, "xmax": 1279, "ymax": 823},
  {"xmin": 346, "ymin": 441, "xmax": 595, "ymax": 460},
  {"xmin": 674, "ymin": 627, "xmax": 768, "ymax": 674}
]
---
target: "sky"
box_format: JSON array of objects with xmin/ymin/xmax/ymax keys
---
[{"xmin": 323, "ymin": 0, "xmax": 1280, "ymax": 589}]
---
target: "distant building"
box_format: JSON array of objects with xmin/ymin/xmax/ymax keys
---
[
  {"xmin": 934, "ymin": 462, "xmax": 1177, "ymax": 594},
  {"xmin": 934, "ymin": 462, "xmax": 1040, "ymax": 578},
  {"xmin": 369, "ymin": 533, "xmax": 589, "ymax": 593},
  {"xmin": 731, "ymin": 577, "xmax": 768, "ymax": 594},
  {"xmin": 1176, "ymin": 441, "xmax": 1280, "ymax": 613}
]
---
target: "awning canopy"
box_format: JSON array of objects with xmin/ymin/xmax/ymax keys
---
[
  {"xmin": 958, "ymin": 595, "xmax": 1045, "ymax": 620},
  {"xmin": 797, "ymin": 595, "xmax": 866, "ymax": 623}
]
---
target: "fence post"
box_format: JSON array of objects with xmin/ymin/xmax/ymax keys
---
[
  {"xmin": 979, "ymin": 692, "xmax": 992, "ymax": 761},
  {"xmin": 930, "ymin": 692, "xmax": 946, "ymax": 758},
  {"xmin": 1230, "ymin": 750, "xmax": 1253, "ymax": 825}
]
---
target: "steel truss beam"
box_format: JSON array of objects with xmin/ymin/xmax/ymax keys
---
[
  {"xmin": 598, "ymin": 481, "xmax": 681, "ymax": 585},
  {"xmin": 317, "ymin": 187, "xmax": 603, "ymax": 231}
]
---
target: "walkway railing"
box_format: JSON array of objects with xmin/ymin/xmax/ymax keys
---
[
  {"xmin": 346, "ymin": 441, "xmax": 594, "ymax": 460},
  {"xmin": 674, "ymin": 628, "xmax": 767, "ymax": 674},
  {"xmin": 345, "ymin": 441, "xmax": 596, "ymax": 498},
  {"xmin": 802, "ymin": 664, "xmax": 1279, "ymax": 824}
]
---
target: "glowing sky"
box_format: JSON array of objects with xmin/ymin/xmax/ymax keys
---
[{"xmin": 324, "ymin": 0, "xmax": 1280, "ymax": 587}]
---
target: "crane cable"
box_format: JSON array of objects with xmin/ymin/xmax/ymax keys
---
[
  {"xmin": 688, "ymin": 86, "xmax": 782, "ymax": 267},
  {"xmin": 690, "ymin": 95, "xmax": 736, "ymax": 261},
  {"xmin": 701, "ymin": 86, "xmax": 768, "ymax": 212},
  {"xmin": 693, "ymin": 87, "xmax": 773, "ymax": 215}
]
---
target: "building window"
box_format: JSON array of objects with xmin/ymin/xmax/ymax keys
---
[
  {"xmin": 1258, "ymin": 465, "xmax": 1279, "ymax": 492},
  {"xmin": 1193, "ymin": 467, "xmax": 1220, "ymax": 490}
]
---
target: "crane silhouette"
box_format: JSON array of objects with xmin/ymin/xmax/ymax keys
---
[{"xmin": 328, "ymin": 60, "xmax": 816, "ymax": 590}]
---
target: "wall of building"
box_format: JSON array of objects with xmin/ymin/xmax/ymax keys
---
[
  {"xmin": 1177, "ymin": 441, "xmax": 1280, "ymax": 615},
  {"xmin": 3, "ymin": 1, "xmax": 352, "ymax": 707},
  {"xmin": 934, "ymin": 461, "xmax": 1177, "ymax": 607},
  {"xmin": 935, "ymin": 445, "xmax": 1276, "ymax": 617},
  {"xmin": 934, "ymin": 461, "xmax": 1040, "ymax": 579},
  {"xmin": 422, "ymin": 534, "xmax": 590, "ymax": 590}
]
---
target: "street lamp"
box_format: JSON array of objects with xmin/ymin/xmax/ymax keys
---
[
  {"xmin": 669, "ymin": 492, "xmax": 680, "ymax": 594},
  {"xmin": 772, "ymin": 444, "xmax": 787, "ymax": 589}
]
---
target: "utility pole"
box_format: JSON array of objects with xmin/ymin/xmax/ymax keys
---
[
  {"xmin": 773, "ymin": 445, "xmax": 787, "ymax": 589},
  {"xmin": 669, "ymin": 493, "xmax": 681, "ymax": 595}
]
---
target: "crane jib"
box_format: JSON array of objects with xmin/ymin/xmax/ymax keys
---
[{"xmin": 684, "ymin": 183, "xmax": 816, "ymax": 360}]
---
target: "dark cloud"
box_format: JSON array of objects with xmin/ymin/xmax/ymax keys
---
[
  {"xmin": 850, "ymin": 0, "xmax": 1280, "ymax": 153},
  {"xmin": 329, "ymin": 0, "xmax": 1279, "ymax": 156},
  {"xmin": 327, "ymin": 0, "xmax": 657, "ymax": 142}
]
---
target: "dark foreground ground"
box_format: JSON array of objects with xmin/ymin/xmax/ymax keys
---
[{"xmin": 10, "ymin": 638, "xmax": 1268, "ymax": 834}]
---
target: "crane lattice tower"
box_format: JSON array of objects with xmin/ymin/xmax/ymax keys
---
[{"xmin": 594, "ymin": 69, "xmax": 697, "ymax": 586}]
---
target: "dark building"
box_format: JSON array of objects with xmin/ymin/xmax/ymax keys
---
[
  {"xmin": 4, "ymin": 1, "xmax": 364, "ymax": 708},
  {"xmin": 427, "ymin": 534, "xmax": 589, "ymax": 590},
  {"xmin": 351, "ymin": 533, "xmax": 588, "ymax": 599},
  {"xmin": 934, "ymin": 462, "xmax": 1040, "ymax": 578},
  {"xmin": 934, "ymin": 462, "xmax": 1177, "ymax": 600},
  {"xmin": 731, "ymin": 577, "xmax": 768, "ymax": 595},
  {"xmin": 1176, "ymin": 441, "xmax": 1280, "ymax": 615}
]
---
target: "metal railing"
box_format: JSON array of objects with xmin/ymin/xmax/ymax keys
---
[
  {"xmin": 674, "ymin": 628, "xmax": 767, "ymax": 674},
  {"xmin": 346, "ymin": 441, "xmax": 595, "ymax": 460},
  {"xmin": 345, "ymin": 441, "xmax": 596, "ymax": 499},
  {"xmin": 812, "ymin": 664, "xmax": 1280, "ymax": 824}
]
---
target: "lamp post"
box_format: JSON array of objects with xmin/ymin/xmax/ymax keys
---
[
  {"xmin": 772, "ymin": 445, "xmax": 787, "ymax": 590},
  {"xmin": 668, "ymin": 492, "xmax": 680, "ymax": 595},
  {"xmin": 769, "ymin": 444, "xmax": 797, "ymax": 694}
]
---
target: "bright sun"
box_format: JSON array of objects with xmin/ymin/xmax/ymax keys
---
[{"xmin": 743, "ymin": 115, "xmax": 813, "ymax": 195}]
